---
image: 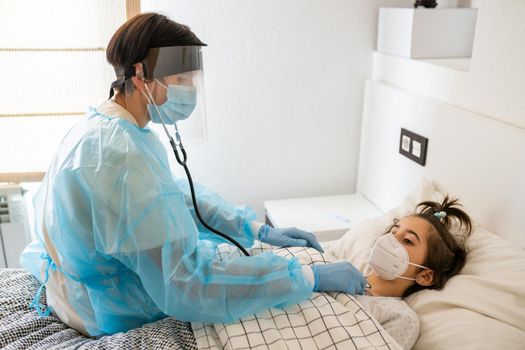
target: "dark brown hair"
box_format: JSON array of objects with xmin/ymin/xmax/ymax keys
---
[
  {"xmin": 402, "ymin": 195, "xmax": 472, "ymax": 298},
  {"xmin": 106, "ymin": 13, "xmax": 205, "ymax": 95}
]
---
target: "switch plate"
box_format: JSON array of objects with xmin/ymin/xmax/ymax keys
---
[{"xmin": 399, "ymin": 128, "xmax": 428, "ymax": 166}]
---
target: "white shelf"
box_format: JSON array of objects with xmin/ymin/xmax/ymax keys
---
[
  {"xmin": 372, "ymin": 51, "xmax": 475, "ymax": 105},
  {"xmin": 377, "ymin": 8, "xmax": 478, "ymax": 60},
  {"xmin": 264, "ymin": 193, "xmax": 382, "ymax": 242}
]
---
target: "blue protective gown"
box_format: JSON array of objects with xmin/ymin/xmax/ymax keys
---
[{"xmin": 20, "ymin": 101, "xmax": 313, "ymax": 336}]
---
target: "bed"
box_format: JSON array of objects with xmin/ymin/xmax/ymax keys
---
[{"xmin": 1, "ymin": 241, "xmax": 402, "ymax": 350}]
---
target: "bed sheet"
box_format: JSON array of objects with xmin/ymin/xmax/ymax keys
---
[{"xmin": 0, "ymin": 269, "xmax": 197, "ymax": 350}]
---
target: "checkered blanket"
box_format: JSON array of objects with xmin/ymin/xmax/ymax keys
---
[
  {"xmin": 193, "ymin": 244, "xmax": 402, "ymax": 350},
  {"xmin": 0, "ymin": 269, "xmax": 197, "ymax": 350},
  {"xmin": 1, "ymin": 243, "xmax": 402, "ymax": 350}
]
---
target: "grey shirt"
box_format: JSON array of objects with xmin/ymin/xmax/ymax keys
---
[{"xmin": 356, "ymin": 295, "xmax": 420, "ymax": 350}]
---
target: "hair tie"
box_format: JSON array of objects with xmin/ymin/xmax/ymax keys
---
[{"xmin": 434, "ymin": 211, "xmax": 447, "ymax": 219}]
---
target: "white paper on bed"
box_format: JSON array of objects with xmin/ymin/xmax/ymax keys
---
[{"xmin": 192, "ymin": 244, "xmax": 402, "ymax": 350}]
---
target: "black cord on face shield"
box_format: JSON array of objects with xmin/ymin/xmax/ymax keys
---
[{"xmin": 168, "ymin": 137, "xmax": 251, "ymax": 257}]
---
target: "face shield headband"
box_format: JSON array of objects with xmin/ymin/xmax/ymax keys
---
[{"xmin": 109, "ymin": 45, "xmax": 204, "ymax": 98}]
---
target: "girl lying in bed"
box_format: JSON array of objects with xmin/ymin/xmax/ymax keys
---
[
  {"xmin": 212, "ymin": 195, "xmax": 472, "ymax": 349},
  {"xmin": 328, "ymin": 195, "xmax": 472, "ymax": 349}
]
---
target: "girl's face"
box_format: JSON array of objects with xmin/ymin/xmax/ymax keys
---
[{"xmin": 366, "ymin": 215, "xmax": 435, "ymax": 297}]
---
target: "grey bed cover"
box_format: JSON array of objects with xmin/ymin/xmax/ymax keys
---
[{"xmin": 0, "ymin": 268, "xmax": 197, "ymax": 350}]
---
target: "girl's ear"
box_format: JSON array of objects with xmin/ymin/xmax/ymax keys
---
[{"xmin": 416, "ymin": 269, "xmax": 434, "ymax": 287}]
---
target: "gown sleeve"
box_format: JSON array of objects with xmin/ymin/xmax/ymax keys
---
[
  {"xmin": 174, "ymin": 179, "xmax": 257, "ymax": 247},
  {"xmin": 80, "ymin": 127, "xmax": 313, "ymax": 323}
]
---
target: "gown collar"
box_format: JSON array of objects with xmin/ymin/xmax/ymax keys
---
[{"xmin": 96, "ymin": 99, "xmax": 138, "ymax": 126}]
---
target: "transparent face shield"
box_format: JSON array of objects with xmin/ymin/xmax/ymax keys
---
[
  {"xmin": 116, "ymin": 46, "xmax": 207, "ymax": 145},
  {"xmin": 144, "ymin": 69, "xmax": 207, "ymax": 146}
]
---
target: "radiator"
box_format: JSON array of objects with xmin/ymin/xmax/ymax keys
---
[{"xmin": 0, "ymin": 184, "xmax": 31, "ymax": 268}]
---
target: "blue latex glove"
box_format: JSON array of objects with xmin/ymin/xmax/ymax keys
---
[
  {"xmin": 312, "ymin": 262, "xmax": 366, "ymax": 294},
  {"xmin": 258, "ymin": 225, "xmax": 324, "ymax": 252}
]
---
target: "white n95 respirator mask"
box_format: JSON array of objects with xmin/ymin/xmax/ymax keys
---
[{"xmin": 366, "ymin": 233, "xmax": 428, "ymax": 281}]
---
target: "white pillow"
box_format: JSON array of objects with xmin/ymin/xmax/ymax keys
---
[
  {"xmin": 407, "ymin": 226, "xmax": 525, "ymax": 349},
  {"xmin": 326, "ymin": 178, "xmax": 525, "ymax": 349}
]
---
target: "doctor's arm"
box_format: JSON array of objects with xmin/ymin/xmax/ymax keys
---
[
  {"xmin": 92, "ymin": 160, "xmax": 313, "ymax": 323},
  {"xmin": 108, "ymin": 193, "xmax": 315, "ymax": 323},
  {"xmin": 175, "ymin": 180, "xmax": 323, "ymax": 251},
  {"xmin": 175, "ymin": 179, "xmax": 258, "ymax": 247},
  {"xmin": 117, "ymin": 241, "xmax": 315, "ymax": 323}
]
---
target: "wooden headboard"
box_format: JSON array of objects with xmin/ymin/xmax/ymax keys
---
[{"xmin": 357, "ymin": 80, "xmax": 525, "ymax": 248}]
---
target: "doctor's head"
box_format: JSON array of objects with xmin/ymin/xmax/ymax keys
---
[
  {"xmin": 366, "ymin": 195, "xmax": 472, "ymax": 298},
  {"xmin": 106, "ymin": 13, "xmax": 206, "ymax": 127}
]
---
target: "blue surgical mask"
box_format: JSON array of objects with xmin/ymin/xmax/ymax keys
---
[{"xmin": 147, "ymin": 84, "xmax": 197, "ymax": 125}]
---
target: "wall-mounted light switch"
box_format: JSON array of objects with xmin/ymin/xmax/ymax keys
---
[
  {"xmin": 412, "ymin": 140, "xmax": 421, "ymax": 158},
  {"xmin": 399, "ymin": 128, "xmax": 428, "ymax": 166},
  {"xmin": 401, "ymin": 135, "xmax": 411, "ymax": 152}
]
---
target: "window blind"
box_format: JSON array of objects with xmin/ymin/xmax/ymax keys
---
[{"xmin": 0, "ymin": 0, "xmax": 139, "ymax": 182}]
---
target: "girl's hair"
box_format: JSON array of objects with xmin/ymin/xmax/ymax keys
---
[{"xmin": 402, "ymin": 195, "xmax": 472, "ymax": 298}]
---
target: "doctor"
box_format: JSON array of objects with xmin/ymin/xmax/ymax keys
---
[{"xmin": 21, "ymin": 13, "xmax": 366, "ymax": 336}]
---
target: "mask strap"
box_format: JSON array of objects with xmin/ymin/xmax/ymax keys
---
[
  {"xmin": 396, "ymin": 275, "xmax": 417, "ymax": 281},
  {"xmin": 143, "ymin": 81, "xmax": 186, "ymax": 165},
  {"xmin": 152, "ymin": 79, "xmax": 184, "ymax": 141},
  {"xmin": 155, "ymin": 79, "xmax": 169, "ymax": 90},
  {"xmin": 140, "ymin": 82, "xmax": 155, "ymax": 105},
  {"xmin": 138, "ymin": 86, "xmax": 156, "ymax": 123},
  {"xmin": 408, "ymin": 261, "xmax": 429, "ymax": 270},
  {"xmin": 144, "ymin": 81, "xmax": 183, "ymax": 146},
  {"xmin": 398, "ymin": 262, "xmax": 430, "ymax": 281},
  {"xmin": 143, "ymin": 83, "xmax": 173, "ymax": 136}
]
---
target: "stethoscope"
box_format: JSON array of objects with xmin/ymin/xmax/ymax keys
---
[{"xmin": 144, "ymin": 83, "xmax": 251, "ymax": 257}]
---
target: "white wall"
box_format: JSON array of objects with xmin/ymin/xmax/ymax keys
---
[
  {"xmin": 374, "ymin": 0, "xmax": 525, "ymax": 129},
  {"xmin": 141, "ymin": 0, "xmax": 384, "ymax": 220},
  {"xmin": 358, "ymin": 81, "xmax": 525, "ymax": 247},
  {"xmin": 357, "ymin": 1, "xmax": 525, "ymax": 245}
]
